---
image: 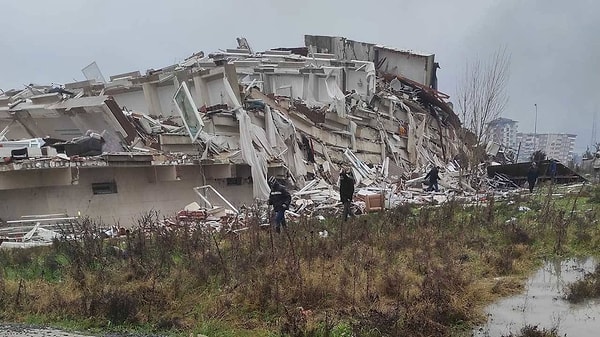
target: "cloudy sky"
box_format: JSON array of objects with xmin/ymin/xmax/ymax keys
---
[{"xmin": 0, "ymin": 0, "xmax": 597, "ymax": 153}]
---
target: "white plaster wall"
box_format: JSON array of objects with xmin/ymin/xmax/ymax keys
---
[
  {"xmin": 335, "ymin": 39, "xmax": 374, "ymax": 61},
  {"xmin": 316, "ymin": 77, "xmax": 333, "ymax": 103},
  {"xmin": 346, "ymin": 70, "xmax": 369, "ymax": 98},
  {"xmin": 0, "ymin": 119, "xmax": 31, "ymax": 140},
  {"xmin": 113, "ymin": 82, "xmax": 195, "ymax": 118},
  {"xmin": 238, "ymin": 73, "xmax": 263, "ymax": 92},
  {"xmin": 157, "ymin": 85, "xmax": 177, "ymax": 117},
  {"xmin": 0, "ymin": 168, "xmax": 72, "ymax": 190},
  {"xmin": 206, "ymin": 79, "xmax": 228, "ymax": 107},
  {"xmin": 305, "ymin": 36, "xmax": 375, "ymax": 61},
  {"xmin": 265, "ymin": 74, "xmax": 306, "ymax": 100},
  {"xmin": 377, "ymin": 50, "xmax": 432, "ymax": 86},
  {"xmin": 0, "ymin": 165, "xmax": 254, "ymax": 226},
  {"xmin": 112, "ymin": 90, "xmax": 147, "ymax": 114}
]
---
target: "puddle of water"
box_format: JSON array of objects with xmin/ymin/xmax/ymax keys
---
[{"xmin": 474, "ymin": 258, "xmax": 600, "ymax": 337}]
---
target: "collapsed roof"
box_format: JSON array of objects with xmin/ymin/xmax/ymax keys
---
[{"xmin": 0, "ymin": 35, "xmax": 467, "ymax": 199}]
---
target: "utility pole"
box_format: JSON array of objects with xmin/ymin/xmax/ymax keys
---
[
  {"xmin": 534, "ymin": 104, "xmax": 538, "ymax": 155},
  {"xmin": 534, "ymin": 104, "xmax": 538, "ymax": 136},
  {"xmin": 592, "ymin": 109, "xmax": 597, "ymax": 147}
]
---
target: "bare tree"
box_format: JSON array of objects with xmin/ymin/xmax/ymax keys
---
[
  {"xmin": 530, "ymin": 150, "xmax": 547, "ymax": 162},
  {"xmin": 457, "ymin": 47, "xmax": 511, "ymax": 147}
]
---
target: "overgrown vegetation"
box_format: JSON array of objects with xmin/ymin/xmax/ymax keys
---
[
  {"xmin": 565, "ymin": 263, "xmax": 600, "ymax": 303},
  {"xmin": 0, "ymin": 184, "xmax": 599, "ymax": 336},
  {"xmin": 502, "ymin": 325, "xmax": 563, "ymax": 337}
]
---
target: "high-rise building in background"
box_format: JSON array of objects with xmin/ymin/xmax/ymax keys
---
[
  {"xmin": 516, "ymin": 133, "xmax": 577, "ymax": 163},
  {"xmin": 486, "ymin": 117, "xmax": 519, "ymax": 150}
]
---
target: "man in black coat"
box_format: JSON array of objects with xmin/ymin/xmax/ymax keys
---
[
  {"xmin": 268, "ymin": 176, "xmax": 291, "ymax": 233},
  {"xmin": 527, "ymin": 163, "xmax": 539, "ymax": 193},
  {"xmin": 339, "ymin": 168, "xmax": 356, "ymax": 221},
  {"xmin": 424, "ymin": 166, "xmax": 440, "ymax": 192}
]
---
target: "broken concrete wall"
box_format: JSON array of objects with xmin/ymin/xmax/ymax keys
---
[
  {"xmin": 375, "ymin": 47, "xmax": 434, "ymax": 87},
  {"xmin": 5, "ymin": 96, "xmax": 135, "ymax": 151},
  {"xmin": 157, "ymin": 84, "xmax": 178, "ymax": 116},
  {"xmin": 263, "ymin": 73, "xmax": 309, "ymax": 101},
  {"xmin": 0, "ymin": 119, "xmax": 30, "ymax": 140},
  {"xmin": 0, "ymin": 167, "xmax": 72, "ymax": 190},
  {"xmin": 110, "ymin": 89, "xmax": 148, "ymax": 114},
  {"xmin": 96, "ymin": 55, "xmax": 374, "ymax": 142},
  {"xmin": 346, "ymin": 62, "xmax": 376, "ymax": 98},
  {"xmin": 304, "ymin": 35, "xmax": 435, "ymax": 88},
  {"xmin": 0, "ymin": 165, "xmax": 255, "ymax": 224},
  {"xmin": 305, "ymin": 35, "xmax": 376, "ymax": 61},
  {"xmin": 0, "ymin": 35, "xmax": 467, "ymax": 221}
]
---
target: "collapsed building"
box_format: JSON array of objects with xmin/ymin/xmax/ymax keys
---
[{"xmin": 0, "ymin": 35, "xmax": 467, "ymax": 225}]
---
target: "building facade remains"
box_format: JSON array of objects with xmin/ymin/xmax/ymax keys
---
[{"xmin": 0, "ymin": 35, "xmax": 467, "ymax": 225}]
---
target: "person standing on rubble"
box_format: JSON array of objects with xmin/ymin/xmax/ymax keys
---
[
  {"xmin": 549, "ymin": 159, "xmax": 558, "ymax": 184},
  {"xmin": 424, "ymin": 166, "xmax": 440, "ymax": 192},
  {"xmin": 527, "ymin": 163, "xmax": 540, "ymax": 193},
  {"xmin": 339, "ymin": 168, "xmax": 356, "ymax": 221},
  {"xmin": 268, "ymin": 176, "xmax": 291, "ymax": 233}
]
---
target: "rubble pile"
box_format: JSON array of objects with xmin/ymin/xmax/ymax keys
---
[
  {"xmin": 0, "ymin": 215, "xmax": 76, "ymax": 249},
  {"xmin": 1, "ymin": 34, "xmax": 585, "ymax": 227}
]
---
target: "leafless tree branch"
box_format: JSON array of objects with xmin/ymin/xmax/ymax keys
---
[{"xmin": 457, "ymin": 47, "xmax": 511, "ymax": 147}]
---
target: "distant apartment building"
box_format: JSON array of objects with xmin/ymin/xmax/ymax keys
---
[
  {"xmin": 486, "ymin": 117, "xmax": 518, "ymax": 149},
  {"xmin": 516, "ymin": 133, "xmax": 577, "ymax": 163}
]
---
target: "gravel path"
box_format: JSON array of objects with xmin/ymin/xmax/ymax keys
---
[
  {"xmin": 0, "ymin": 325, "xmax": 168, "ymax": 337},
  {"xmin": 0, "ymin": 325, "xmax": 94, "ymax": 337}
]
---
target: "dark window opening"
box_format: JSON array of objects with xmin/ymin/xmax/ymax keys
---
[{"xmin": 92, "ymin": 182, "xmax": 118, "ymax": 195}]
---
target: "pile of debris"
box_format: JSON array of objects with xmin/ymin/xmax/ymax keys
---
[
  {"xmin": 1, "ymin": 34, "xmax": 586, "ymax": 226},
  {"xmin": 0, "ymin": 215, "xmax": 76, "ymax": 249}
]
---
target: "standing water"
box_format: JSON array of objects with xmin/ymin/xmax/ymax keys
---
[{"xmin": 474, "ymin": 258, "xmax": 600, "ymax": 337}]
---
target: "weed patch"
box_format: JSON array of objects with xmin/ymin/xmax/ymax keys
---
[
  {"xmin": 502, "ymin": 325, "xmax": 562, "ymax": 337},
  {"xmin": 0, "ymin": 188, "xmax": 598, "ymax": 336},
  {"xmin": 565, "ymin": 264, "xmax": 600, "ymax": 303}
]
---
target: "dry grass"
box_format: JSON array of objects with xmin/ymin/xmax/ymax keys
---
[
  {"xmin": 0, "ymin": 187, "xmax": 599, "ymax": 336},
  {"xmin": 565, "ymin": 264, "xmax": 600, "ymax": 303},
  {"xmin": 502, "ymin": 325, "xmax": 562, "ymax": 337}
]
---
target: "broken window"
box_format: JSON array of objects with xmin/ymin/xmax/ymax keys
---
[
  {"xmin": 173, "ymin": 81, "xmax": 203, "ymax": 142},
  {"xmin": 92, "ymin": 182, "xmax": 118, "ymax": 195}
]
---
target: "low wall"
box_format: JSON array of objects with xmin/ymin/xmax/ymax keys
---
[{"xmin": 0, "ymin": 166, "xmax": 254, "ymax": 226}]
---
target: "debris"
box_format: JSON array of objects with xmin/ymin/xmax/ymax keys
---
[
  {"xmin": 0, "ymin": 215, "xmax": 76, "ymax": 249},
  {"xmin": 1, "ymin": 34, "xmax": 575, "ymax": 225}
]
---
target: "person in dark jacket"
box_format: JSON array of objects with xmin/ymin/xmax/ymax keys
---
[
  {"xmin": 424, "ymin": 166, "xmax": 440, "ymax": 192},
  {"xmin": 527, "ymin": 163, "xmax": 539, "ymax": 193},
  {"xmin": 549, "ymin": 159, "xmax": 558, "ymax": 184},
  {"xmin": 268, "ymin": 176, "xmax": 291, "ymax": 233},
  {"xmin": 339, "ymin": 168, "xmax": 356, "ymax": 221}
]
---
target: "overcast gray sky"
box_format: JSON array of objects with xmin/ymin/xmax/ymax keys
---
[{"xmin": 0, "ymin": 0, "xmax": 596, "ymax": 153}]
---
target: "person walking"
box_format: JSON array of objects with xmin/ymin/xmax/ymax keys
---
[
  {"xmin": 527, "ymin": 163, "xmax": 539, "ymax": 193},
  {"xmin": 424, "ymin": 166, "xmax": 440, "ymax": 192},
  {"xmin": 339, "ymin": 168, "xmax": 356, "ymax": 222},
  {"xmin": 549, "ymin": 159, "xmax": 558, "ymax": 184},
  {"xmin": 268, "ymin": 176, "xmax": 291, "ymax": 233}
]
